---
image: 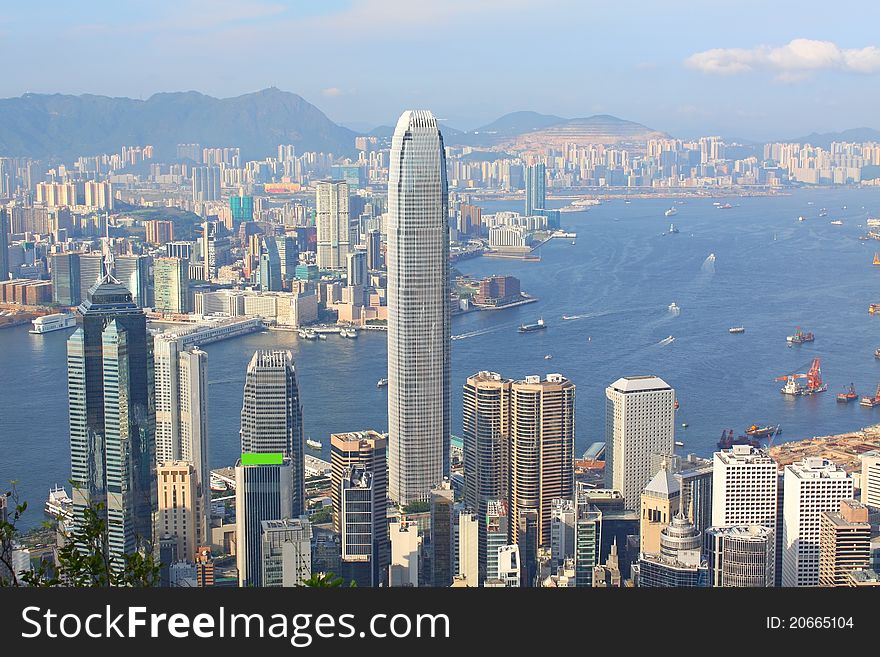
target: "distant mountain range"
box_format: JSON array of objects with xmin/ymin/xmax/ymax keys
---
[
  {"xmin": 789, "ymin": 127, "xmax": 880, "ymax": 149},
  {"xmin": 0, "ymin": 88, "xmax": 358, "ymax": 160}
]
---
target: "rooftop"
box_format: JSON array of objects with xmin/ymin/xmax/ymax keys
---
[{"xmin": 608, "ymin": 375, "xmax": 670, "ymax": 393}]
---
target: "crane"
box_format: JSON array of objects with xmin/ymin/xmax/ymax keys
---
[{"xmin": 776, "ymin": 357, "xmax": 826, "ymax": 395}]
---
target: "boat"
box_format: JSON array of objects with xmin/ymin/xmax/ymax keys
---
[
  {"xmin": 681, "ymin": 423, "xmax": 688, "ymax": 428},
  {"xmin": 830, "ymin": 220, "xmax": 843, "ymax": 225},
  {"xmin": 668, "ymin": 302, "xmax": 680, "ymax": 314},
  {"xmin": 729, "ymin": 326, "xmax": 745, "ymax": 334},
  {"xmin": 664, "ymin": 207, "xmax": 678, "ymax": 217},
  {"xmin": 860, "ymin": 384, "xmax": 880, "ymax": 407},
  {"xmin": 29, "ymin": 312, "xmax": 76, "ymax": 334},
  {"xmin": 659, "ymin": 335, "xmax": 675, "ymax": 346},
  {"xmin": 718, "ymin": 203, "xmax": 733, "ymax": 209},
  {"xmin": 819, "ymin": 209, "xmax": 828, "ymax": 217},
  {"xmin": 745, "ymin": 424, "xmax": 780, "ymax": 438},
  {"xmin": 306, "ymin": 438, "xmax": 323, "ymax": 450},
  {"xmin": 519, "ymin": 318, "xmax": 547, "ymax": 333},
  {"xmin": 668, "ymin": 223, "xmax": 679, "ymax": 234},
  {"xmin": 798, "ymin": 216, "xmax": 805, "ymax": 221},
  {"xmin": 562, "ymin": 315, "xmax": 577, "ymax": 320},
  {"xmin": 777, "ymin": 357, "xmax": 827, "ymax": 395},
  {"xmin": 570, "ymin": 241, "xmax": 576, "ymax": 245},
  {"xmin": 837, "ymin": 384, "xmax": 858, "ymax": 403},
  {"xmin": 718, "ymin": 429, "xmax": 761, "ymax": 450},
  {"xmin": 318, "ymin": 333, "xmax": 327, "ymax": 340},
  {"xmin": 674, "ymin": 441, "xmax": 685, "ymax": 447},
  {"xmin": 376, "ymin": 378, "xmax": 388, "ymax": 388},
  {"xmin": 875, "ymin": 347, "xmax": 880, "ymax": 359},
  {"xmin": 339, "ymin": 328, "xmax": 359, "ymax": 338},
  {"xmin": 868, "ymin": 218, "xmax": 880, "ymax": 227},
  {"xmin": 45, "ymin": 485, "xmax": 73, "ymax": 521},
  {"xmin": 786, "ymin": 326, "xmax": 814, "ymax": 344},
  {"xmin": 713, "ymin": 202, "xmax": 721, "ymax": 206},
  {"xmin": 874, "ymin": 252, "xmax": 880, "ymax": 266},
  {"xmin": 298, "ymin": 329, "xmax": 318, "ymax": 340},
  {"xmin": 870, "ymin": 304, "xmax": 880, "ymax": 315},
  {"xmin": 544, "ymin": 354, "xmax": 552, "ymax": 360}
]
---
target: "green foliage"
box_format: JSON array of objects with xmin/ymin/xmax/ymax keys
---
[
  {"xmin": 402, "ymin": 500, "xmax": 431, "ymax": 514},
  {"xmin": 309, "ymin": 509, "xmax": 332, "ymax": 525},
  {"xmin": 301, "ymin": 571, "xmax": 356, "ymax": 588}
]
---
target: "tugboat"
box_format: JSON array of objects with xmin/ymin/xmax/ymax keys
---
[
  {"xmin": 837, "ymin": 384, "xmax": 858, "ymax": 403},
  {"xmin": 519, "ymin": 318, "xmax": 547, "ymax": 333}
]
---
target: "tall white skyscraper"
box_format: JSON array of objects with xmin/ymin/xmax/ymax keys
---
[
  {"xmin": 712, "ymin": 445, "xmax": 778, "ymax": 529},
  {"xmin": 782, "ymin": 458, "xmax": 854, "ymax": 587},
  {"xmin": 604, "ymin": 376, "xmax": 675, "ymax": 510},
  {"xmin": 386, "ymin": 109, "xmax": 450, "ymax": 505},
  {"xmin": 860, "ymin": 450, "xmax": 880, "ymax": 509},
  {"xmin": 316, "ymin": 180, "xmax": 350, "ymax": 270}
]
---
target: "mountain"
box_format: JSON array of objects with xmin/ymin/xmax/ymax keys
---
[
  {"xmin": 502, "ymin": 114, "xmax": 667, "ymax": 152},
  {"xmin": 0, "ymin": 88, "xmax": 359, "ymax": 160},
  {"xmin": 472, "ymin": 111, "xmax": 566, "ymax": 138},
  {"xmin": 789, "ymin": 127, "xmax": 880, "ymax": 149}
]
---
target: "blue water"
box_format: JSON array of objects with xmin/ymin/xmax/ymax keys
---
[{"xmin": 3, "ymin": 188, "xmax": 880, "ymax": 529}]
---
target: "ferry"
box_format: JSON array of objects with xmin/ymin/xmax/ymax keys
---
[
  {"xmin": 664, "ymin": 207, "xmax": 678, "ymax": 217},
  {"xmin": 674, "ymin": 441, "xmax": 685, "ymax": 448},
  {"xmin": 29, "ymin": 312, "xmax": 76, "ymax": 334},
  {"xmin": 45, "ymin": 485, "xmax": 73, "ymax": 521},
  {"xmin": 298, "ymin": 329, "xmax": 318, "ymax": 340},
  {"xmin": 728, "ymin": 326, "xmax": 745, "ymax": 334},
  {"xmin": 668, "ymin": 302, "xmax": 680, "ymax": 314},
  {"xmin": 377, "ymin": 378, "xmax": 388, "ymax": 388},
  {"xmin": 518, "ymin": 318, "xmax": 547, "ymax": 333},
  {"xmin": 306, "ymin": 438, "xmax": 323, "ymax": 450}
]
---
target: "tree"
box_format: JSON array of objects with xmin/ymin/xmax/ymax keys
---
[
  {"xmin": 301, "ymin": 571, "xmax": 356, "ymax": 587},
  {"xmin": 0, "ymin": 486, "xmax": 27, "ymax": 587}
]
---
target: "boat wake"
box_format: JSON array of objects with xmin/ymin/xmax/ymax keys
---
[
  {"xmin": 701, "ymin": 253, "xmax": 716, "ymax": 274},
  {"xmin": 451, "ymin": 325, "xmax": 506, "ymax": 341},
  {"xmin": 658, "ymin": 336, "xmax": 675, "ymax": 346}
]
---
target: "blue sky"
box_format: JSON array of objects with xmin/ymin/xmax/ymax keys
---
[{"xmin": 2, "ymin": 0, "xmax": 879, "ymax": 139}]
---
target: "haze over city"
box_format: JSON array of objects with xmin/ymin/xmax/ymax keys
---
[{"xmin": 1, "ymin": 0, "xmax": 880, "ymax": 139}]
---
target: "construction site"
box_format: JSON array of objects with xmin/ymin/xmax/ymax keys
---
[{"xmin": 768, "ymin": 423, "xmax": 880, "ymax": 473}]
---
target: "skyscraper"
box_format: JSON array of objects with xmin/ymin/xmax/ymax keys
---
[
  {"xmin": 386, "ymin": 110, "xmax": 450, "ymax": 505},
  {"xmin": 366, "ymin": 229, "xmax": 382, "ymax": 271},
  {"xmin": 156, "ymin": 461, "xmax": 200, "ymax": 562},
  {"xmin": 274, "ymin": 235, "xmax": 298, "ymax": 281},
  {"xmin": 192, "ymin": 166, "xmax": 221, "ymax": 204},
  {"xmin": 574, "ymin": 497, "xmax": 602, "ymax": 587},
  {"xmin": 114, "ymin": 255, "xmax": 151, "ymax": 308},
  {"xmin": 430, "ymin": 482, "xmax": 454, "ymax": 587},
  {"xmin": 260, "ymin": 517, "xmax": 312, "ymax": 587},
  {"xmin": 346, "ymin": 250, "xmax": 368, "ymax": 288},
  {"xmin": 457, "ymin": 510, "xmax": 479, "ymax": 586},
  {"xmin": 316, "ymin": 180, "xmax": 350, "ymax": 270},
  {"xmin": 605, "ymin": 376, "xmax": 675, "ymax": 510},
  {"xmin": 0, "ymin": 209, "xmax": 9, "ymax": 281},
  {"xmin": 634, "ymin": 513, "xmax": 709, "ymax": 587},
  {"xmin": 510, "ymin": 373, "xmax": 575, "ymax": 547},
  {"xmin": 67, "ymin": 272, "xmax": 155, "ymax": 560},
  {"xmin": 485, "ymin": 499, "xmax": 509, "ymax": 584},
  {"xmin": 235, "ymin": 458, "xmax": 295, "ymax": 587},
  {"xmin": 524, "ymin": 162, "xmax": 546, "ymax": 216},
  {"xmin": 783, "ymin": 458, "xmax": 854, "ymax": 587},
  {"xmin": 78, "ymin": 254, "xmax": 104, "ymax": 301},
  {"xmin": 230, "ymin": 191, "xmax": 254, "ymax": 227},
  {"xmin": 258, "ymin": 238, "xmax": 282, "ymax": 291},
  {"xmin": 51, "ymin": 252, "xmax": 81, "ymax": 306},
  {"xmin": 705, "ymin": 525, "xmax": 775, "ymax": 587},
  {"xmin": 860, "ymin": 451, "xmax": 880, "ymax": 509},
  {"xmin": 819, "ymin": 499, "xmax": 871, "ymax": 587},
  {"xmin": 640, "ymin": 466, "xmax": 680, "ymax": 555},
  {"xmin": 202, "ymin": 221, "xmax": 218, "ymax": 281},
  {"xmin": 240, "ymin": 350, "xmax": 305, "ymax": 517},
  {"xmin": 550, "ymin": 498, "xmax": 576, "ymax": 568},
  {"xmin": 153, "ymin": 257, "xmax": 189, "ymax": 314},
  {"xmin": 340, "ymin": 466, "xmax": 385, "ymax": 587},
  {"xmin": 712, "ymin": 445, "xmax": 778, "ymax": 529}
]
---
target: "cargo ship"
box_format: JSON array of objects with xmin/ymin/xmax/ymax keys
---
[
  {"xmin": 518, "ymin": 318, "xmax": 547, "ymax": 333},
  {"xmin": 745, "ymin": 424, "xmax": 780, "ymax": 438},
  {"xmin": 717, "ymin": 429, "xmax": 761, "ymax": 450},
  {"xmin": 837, "ymin": 384, "xmax": 858, "ymax": 403},
  {"xmin": 786, "ymin": 326, "xmax": 814, "ymax": 344}
]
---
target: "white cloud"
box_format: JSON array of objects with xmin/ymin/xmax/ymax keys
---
[{"xmin": 686, "ymin": 39, "xmax": 880, "ymax": 77}]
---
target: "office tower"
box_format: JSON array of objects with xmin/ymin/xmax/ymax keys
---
[
  {"xmin": 274, "ymin": 236, "xmax": 298, "ymax": 281},
  {"xmin": 240, "ymin": 350, "xmax": 305, "ymax": 517},
  {"xmin": 818, "ymin": 499, "xmax": 871, "ymax": 587},
  {"xmin": 457, "ymin": 510, "xmax": 479, "ymax": 585},
  {"xmin": 510, "ymin": 373, "xmax": 575, "ymax": 547},
  {"xmin": 705, "ymin": 525, "xmax": 775, "ymax": 587},
  {"xmin": 524, "ymin": 162, "xmax": 546, "ymax": 216},
  {"xmin": 346, "ymin": 250, "xmax": 367, "ymax": 288},
  {"xmin": 156, "ymin": 462, "xmax": 199, "ymax": 562},
  {"xmin": 497, "ymin": 545, "xmax": 521, "ymax": 587},
  {"xmin": 782, "ymin": 458, "xmax": 854, "ymax": 587},
  {"xmin": 462, "ymin": 371, "xmax": 512, "ymax": 574},
  {"xmin": 485, "ymin": 499, "xmax": 509, "ymax": 584},
  {"xmin": 386, "ymin": 110, "xmax": 450, "ymax": 505},
  {"xmin": 550, "ymin": 498, "xmax": 576, "ymax": 568},
  {"xmin": 234, "ymin": 458, "xmax": 295, "ymax": 587},
  {"xmin": 605, "ymin": 376, "xmax": 675, "ymax": 510},
  {"xmin": 651, "ymin": 452, "xmax": 713, "ymax": 534},
  {"xmin": 431, "ymin": 483, "xmax": 454, "ymax": 587},
  {"xmin": 114, "ymin": 255, "xmax": 150, "ymax": 307},
  {"xmin": 329, "ymin": 431, "xmax": 387, "ymax": 533},
  {"xmin": 192, "ymin": 166, "xmax": 221, "ymax": 203},
  {"xmin": 145, "ymin": 220, "xmax": 174, "ymax": 245},
  {"xmin": 67, "ymin": 273, "xmax": 155, "ymax": 560},
  {"xmin": 640, "ymin": 466, "xmax": 680, "ymax": 554},
  {"xmin": 202, "ymin": 221, "xmax": 218, "ymax": 281},
  {"xmin": 592, "ymin": 539, "xmax": 623, "ymax": 587},
  {"xmin": 153, "ymin": 339, "xmax": 209, "ymax": 544},
  {"xmin": 634, "ymin": 513, "xmax": 708, "ymax": 587},
  {"xmin": 575, "ymin": 492, "xmax": 602, "ymax": 587},
  {"xmin": 366, "ymin": 229, "xmax": 382, "ymax": 271},
  {"xmin": 261, "ymin": 517, "xmax": 312, "ymax": 587},
  {"xmin": 712, "ymin": 445, "xmax": 778, "ymax": 529},
  {"xmin": 153, "ymin": 257, "xmax": 189, "ymax": 314},
  {"xmin": 0, "ymin": 209, "xmax": 9, "ymax": 281},
  {"xmin": 77, "ymin": 254, "xmax": 104, "ymax": 301},
  {"xmin": 165, "ymin": 241, "xmax": 193, "ymax": 260},
  {"xmin": 389, "ymin": 519, "xmax": 420, "ymax": 586},
  {"xmin": 860, "ymin": 451, "xmax": 880, "ymax": 509},
  {"xmin": 230, "ymin": 192, "xmax": 254, "ymax": 227},
  {"xmin": 516, "ymin": 508, "xmax": 539, "ymax": 587},
  {"xmin": 258, "ymin": 238, "xmax": 282, "ymax": 291},
  {"xmin": 51, "ymin": 252, "xmax": 81, "ymax": 306},
  {"xmin": 339, "ymin": 466, "xmax": 386, "ymax": 587},
  {"xmin": 315, "ymin": 180, "xmax": 350, "ymax": 270}
]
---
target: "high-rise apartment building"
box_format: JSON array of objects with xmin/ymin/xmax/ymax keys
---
[
  {"xmin": 605, "ymin": 376, "xmax": 675, "ymax": 510},
  {"xmin": 201, "ymin": 221, "xmax": 218, "ymax": 281},
  {"xmin": 240, "ymin": 350, "xmax": 305, "ymax": 517},
  {"xmin": 705, "ymin": 525, "xmax": 775, "ymax": 587},
  {"xmin": 153, "ymin": 257, "xmax": 189, "ymax": 314},
  {"xmin": 192, "ymin": 166, "xmax": 221, "ymax": 203},
  {"xmin": 67, "ymin": 274, "xmax": 155, "ymax": 560},
  {"xmin": 783, "ymin": 458, "xmax": 854, "ymax": 587},
  {"xmin": 510, "ymin": 373, "xmax": 575, "ymax": 547},
  {"xmin": 316, "ymin": 180, "xmax": 350, "ymax": 270},
  {"xmin": 366, "ymin": 229, "xmax": 382, "ymax": 271},
  {"xmin": 386, "ymin": 110, "xmax": 450, "ymax": 505},
  {"xmin": 145, "ymin": 220, "xmax": 174, "ymax": 246},
  {"xmin": 818, "ymin": 499, "xmax": 871, "ymax": 587},
  {"xmin": 234, "ymin": 458, "xmax": 295, "ymax": 587}
]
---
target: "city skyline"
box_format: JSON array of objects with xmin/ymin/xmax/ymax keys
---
[{"xmin": 1, "ymin": 2, "xmax": 880, "ymax": 140}]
